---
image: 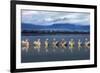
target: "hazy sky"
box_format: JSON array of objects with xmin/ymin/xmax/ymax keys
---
[{"xmin": 21, "ymin": 10, "xmax": 90, "ymax": 26}]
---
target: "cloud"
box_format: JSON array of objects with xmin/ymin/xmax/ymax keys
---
[
  {"xmin": 21, "ymin": 10, "xmax": 90, "ymax": 25},
  {"xmin": 22, "ymin": 10, "xmax": 39, "ymax": 15}
]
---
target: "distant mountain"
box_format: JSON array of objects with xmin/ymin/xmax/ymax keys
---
[{"xmin": 21, "ymin": 23, "xmax": 90, "ymax": 32}]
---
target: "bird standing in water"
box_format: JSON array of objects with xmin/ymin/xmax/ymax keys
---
[
  {"xmin": 78, "ymin": 39, "xmax": 82, "ymax": 50},
  {"xmin": 21, "ymin": 39, "xmax": 29, "ymax": 52},
  {"xmin": 33, "ymin": 39, "xmax": 41, "ymax": 52},
  {"xmin": 69, "ymin": 39, "xmax": 75, "ymax": 52},
  {"xmin": 60, "ymin": 39, "xmax": 67, "ymax": 49},
  {"xmin": 52, "ymin": 38, "xmax": 58, "ymax": 52},
  {"xmin": 45, "ymin": 39, "xmax": 49, "ymax": 52},
  {"xmin": 84, "ymin": 38, "xmax": 90, "ymax": 49}
]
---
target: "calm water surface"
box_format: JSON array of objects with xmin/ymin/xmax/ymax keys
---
[{"xmin": 21, "ymin": 34, "xmax": 90, "ymax": 63}]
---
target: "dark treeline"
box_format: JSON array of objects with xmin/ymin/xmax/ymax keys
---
[{"xmin": 21, "ymin": 30, "xmax": 90, "ymax": 35}]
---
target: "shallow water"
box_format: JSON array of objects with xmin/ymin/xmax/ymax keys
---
[{"xmin": 21, "ymin": 34, "xmax": 90, "ymax": 63}]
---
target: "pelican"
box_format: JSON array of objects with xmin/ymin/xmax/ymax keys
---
[
  {"xmin": 52, "ymin": 38, "xmax": 58, "ymax": 52},
  {"xmin": 84, "ymin": 38, "xmax": 90, "ymax": 49},
  {"xmin": 21, "ymin": 39, "xmax": 29, "ymax": 52},
  {"xmin": 60, "ymin": 39, "xmax": 67, "ymax": 49},
  {"xmin": 69, "ymin": 39, "xmax": 75, "ymax": 52},
  {"xmin": 33, "ymin": 39, "xmax": 41, "ymax": 52},
  {"xmin": 78, "ymin": 39, "xmax": 82, "ymax": 50},
  {"xmin": 45, "ymin": 38, "xmax": 49, "ymax": 52}
]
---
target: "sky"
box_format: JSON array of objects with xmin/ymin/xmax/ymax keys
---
[{"xmin": 21, "ymin": 10, "xmax": 90, "ymax": 26}]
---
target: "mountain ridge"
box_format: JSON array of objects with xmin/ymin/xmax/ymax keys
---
[{"xmin": 21, "ymin": 23, "xmax": 90, "ymax": 32}]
